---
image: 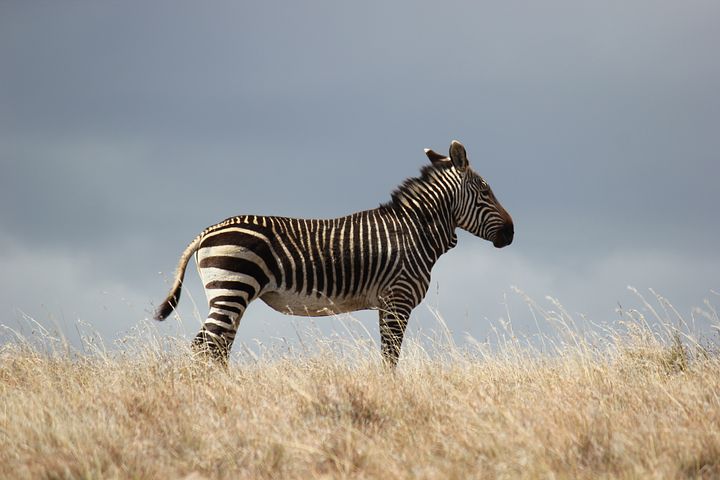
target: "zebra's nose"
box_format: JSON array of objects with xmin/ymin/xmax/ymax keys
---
[{"xmin": 494, "ymin": 222, "xmax": 514, "ymax": 248}]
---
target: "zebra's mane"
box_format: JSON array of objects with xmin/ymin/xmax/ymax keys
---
[{"xmin": 382, "ymin": 161, "xmax": 455, "ymax": 210}]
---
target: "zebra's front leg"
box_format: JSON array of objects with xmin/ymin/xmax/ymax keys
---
[
  {"xmin": 379, "ymin": 305, "xmax": 411, "ymax": 368},
  {"xmin": 192, "ymin": 305, "xmax": 243, "ymax": 365}
]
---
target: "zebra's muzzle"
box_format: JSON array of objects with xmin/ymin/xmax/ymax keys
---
[{"xmin": 493, "ymin": 222, "xmax": 514, "ymax": 248}]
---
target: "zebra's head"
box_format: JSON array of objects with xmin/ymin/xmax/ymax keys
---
[{"xmin": 425, "ymin": 140, "xmax": 514, "ymax": 248}]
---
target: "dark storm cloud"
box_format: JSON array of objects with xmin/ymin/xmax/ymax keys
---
[{"xmin": 1, "ymin": 1, "xmax": 718, "ymax": 347}]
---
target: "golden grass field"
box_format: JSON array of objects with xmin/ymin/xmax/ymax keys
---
[{"xmin": 1, "ymin": 290, "xmax": 719, "ymax": 479}]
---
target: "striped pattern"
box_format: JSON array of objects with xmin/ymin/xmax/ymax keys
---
[{"xmin": 154, "ymin": 140, "xmax": 514, "ymax": 366}]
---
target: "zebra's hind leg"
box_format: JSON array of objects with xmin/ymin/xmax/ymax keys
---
[
  {"xmin": 192, "ymin": 302, "xmax": 246, "ymax": 365},
  {"xmin": 379, "ymin": 303, "xmax": 411, "ymax": 368}
]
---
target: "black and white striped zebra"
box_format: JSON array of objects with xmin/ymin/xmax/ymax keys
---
[{"xmin": 154, "ymin": 140, "xmax": 513, "ymax": 366}]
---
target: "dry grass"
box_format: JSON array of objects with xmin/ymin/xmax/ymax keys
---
[{"xmin": 1, "ymin": 290, "xmax": 719, "ymax": 479}]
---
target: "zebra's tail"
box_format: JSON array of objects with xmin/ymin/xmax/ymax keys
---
[{"xmin": 154, "ymin": 234, "xmax": 203, "ymax": 321}]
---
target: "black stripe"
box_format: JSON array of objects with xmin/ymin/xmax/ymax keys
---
[
  {"xmin": 212, "ymin": 304, "xmax": 242, "ymax": 314},
  {"xmin": 205, "ymin": 321, "xmax": 233, "ymax": 335},
  {"xmin": 304, "ymin": 221, "xmax": 315, "ymax": 296},
  {"xmin": 201, "ymin": 230, "xmax": 252, "ymax": 248},
  {"xmin": 366, "ymin": 214, "xmax": 379, "ymax": 290},
  {"xmin": 357, "ymin": 211, "xmax": 367, "ymax": 293},
  {"xmin": 323, "ymin": 220, "xmax": 335, "ymax": 298},
  {"xmin": 198, "ymin": 256, "xmax": 269, "ymax": 287},
  {"xmin": 351, "ymin": 213, "xmax": 363, "ymax": 295},
  {"xmin": 287, "ymin": 221, "xmax": 305, "ymax": 294},
  {"xmin": 271, "ymin": 224, "xmax": 294, "ymax": 290},
  {"xmin": 341, "ymin": 217, "xmax": 353, "ymax": 297},
  {"xmin": 210, "ymin": 295, "xmax": 248, "ymax": 310},
  {"xmin": 205, "ymin": 280, "xmax": 257, "ymax": 299},
  {"xmin": 207, "ymin": 312, "xmax": 233, "ymax": 325},
  {"xmin": 201, "ymin": 230, "xmax": 281, "ymax": 282},
  {"xmin": 331, "ymin": 219, "xmax": 342, "ymax": 298},
  {"xmin": 314, "ymin": 221, "xmax": 325, "ymax": 297},
  {"xmin": 362, "ymin": 213, "xmax": 375, "ymax": 292}
]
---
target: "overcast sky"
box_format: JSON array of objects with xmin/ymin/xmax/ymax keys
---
[{"xmin": 1, "ymin": 1, "xmax": 718, "ymax": 354}]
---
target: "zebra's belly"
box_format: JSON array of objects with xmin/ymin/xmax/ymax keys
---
[{"xmin": 260, "ymin": 290, "xmax": 379, "ymax": 317}]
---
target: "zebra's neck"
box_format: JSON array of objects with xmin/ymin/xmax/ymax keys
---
[{"xmin": 383, "ymin": 164, "xmax": 461, "ymax": 261}]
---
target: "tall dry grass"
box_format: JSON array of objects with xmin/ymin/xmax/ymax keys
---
[{"xmin": 1, "ymin": 289, "xmax": 719, "ymax": 479}]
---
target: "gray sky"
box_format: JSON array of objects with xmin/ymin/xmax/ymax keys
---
[{"xmin": 1, "ymin": 1, "xmax": 718, "ymax": 352}]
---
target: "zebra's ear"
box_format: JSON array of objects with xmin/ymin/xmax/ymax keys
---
[
  {"xmin": 424, "ymin": 148, "xmax": 449, "ymax": 166},
  {"xmin": 449, "ymin": 140, "xmax": 468, "ymax": 171}
]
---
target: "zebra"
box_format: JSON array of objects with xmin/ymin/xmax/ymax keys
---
[{"xmin": 154, "ymin": 140, "xmax": 514, "ymax": 366}]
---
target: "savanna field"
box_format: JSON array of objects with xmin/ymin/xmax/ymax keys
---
[{"xmin": 1, "ymin": 291, "xmax": 719, "ymax": 479}]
